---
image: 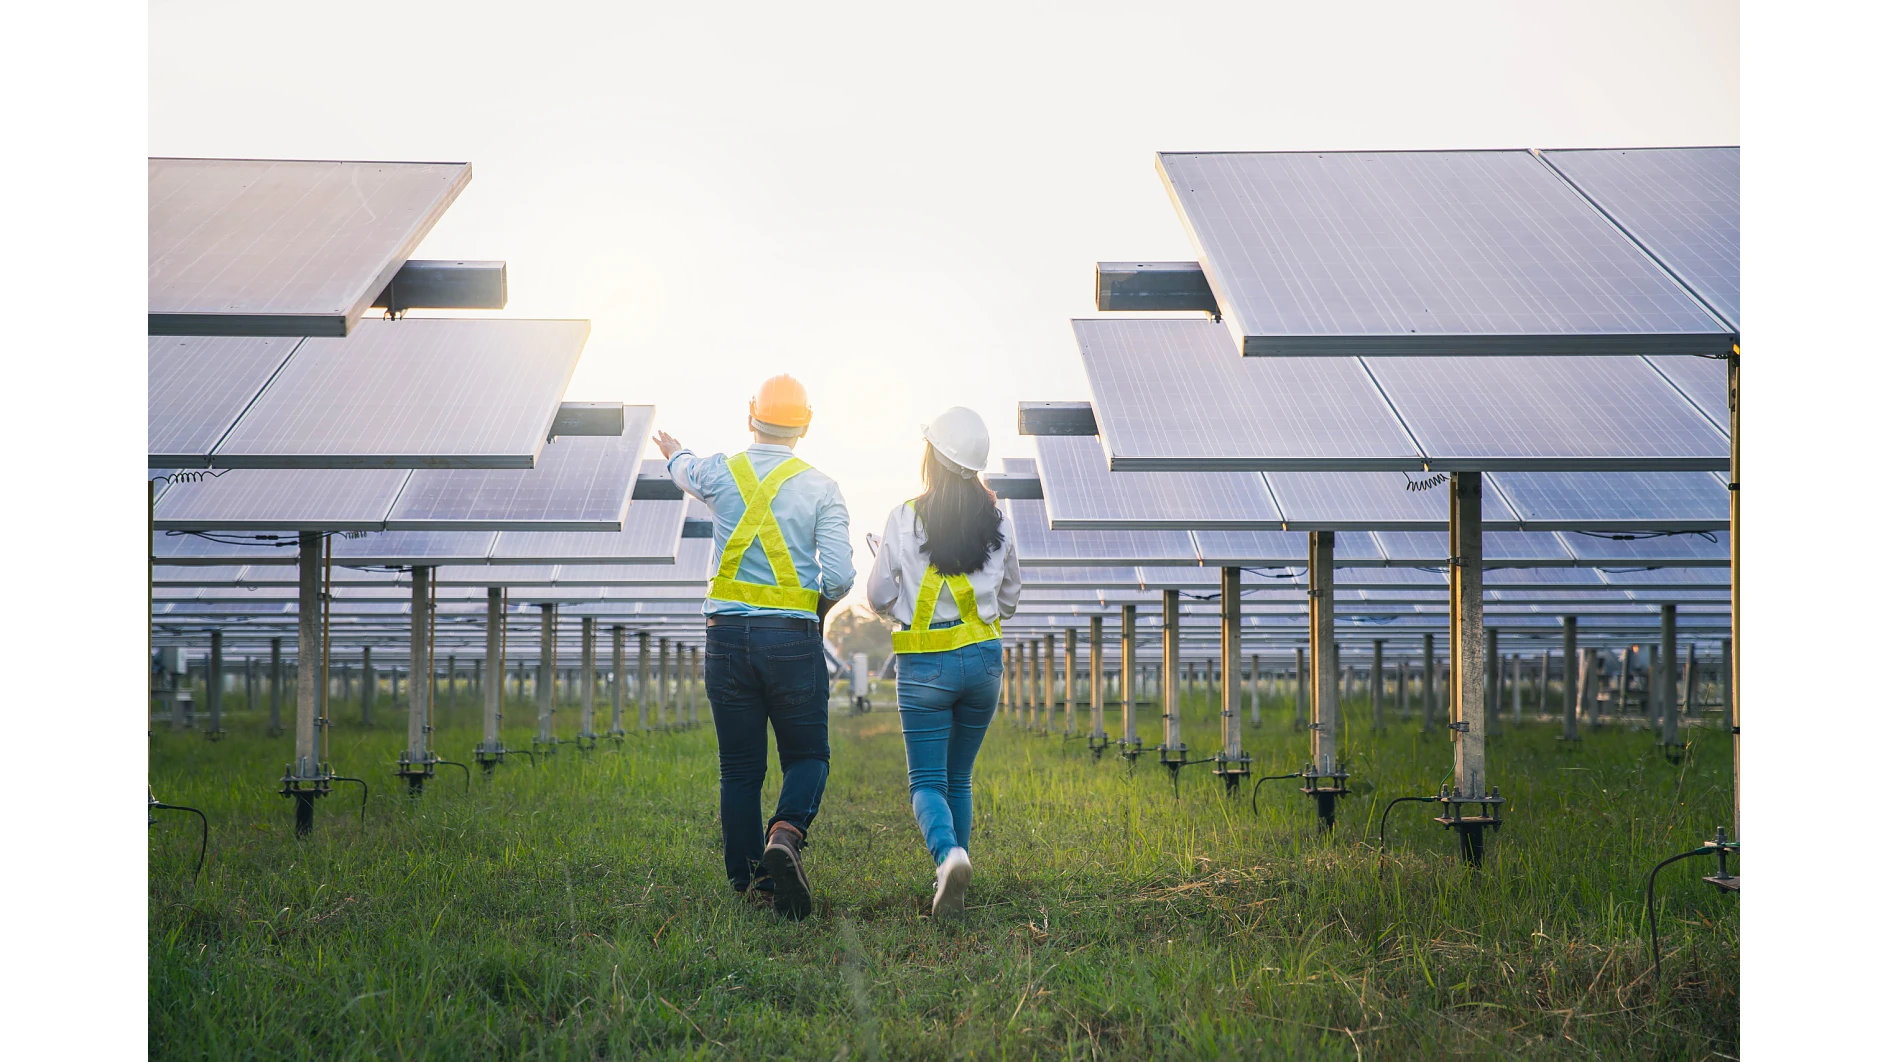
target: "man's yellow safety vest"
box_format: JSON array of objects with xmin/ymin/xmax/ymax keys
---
[
  {"xmin": 706, "ymin": 453, "xmax": 821, "ymax": 612},
  {"xmin": 891, "ymin": 565, "xmax": 1001, "ymax": 655}
]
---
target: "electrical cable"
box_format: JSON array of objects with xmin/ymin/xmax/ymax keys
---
[
  {"xmin": 1376, "ymin": 794, "xmax": 1439, "ymax": 848},
  {"xmin": 332, "ymin": 776, "xmax": 369, "ymax": 822},
  {"xmin": 1403, "ymin": 471, "xmax": 1447, "ymax": 492},
  {"xmin": 1645, "ymin": 845, "xmax": 1716, "ymax": 980},
  {"xmin": 149, "ymin": 797, "xmax": 209, "ymax": 883},
  {"xmin": 1569, "ymin": 529, "xmax": 1718, "ymax": 544}
]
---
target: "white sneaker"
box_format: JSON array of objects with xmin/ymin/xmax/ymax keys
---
[{"xmin": 932, "ymin": 847, "xmax": 971, "ymax": 918}]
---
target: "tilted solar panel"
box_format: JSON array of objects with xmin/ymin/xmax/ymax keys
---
[
  {"xmin": 487, "ymin": 499, "xmax": 688, "ymax": 564},
  {"xmin": 1074, "ymin": 319, "xmax": 1418, "ymax": 470},
  {"xmin": 210, "ymin": 318, "xmax": 588, "ymax": 469},
  {"xmin": 148, "ymin": 336, "xmax": 301, "ymax": 466},
  {"xmin": 1155, "ymin": 150, "xmax": 1732, "ymax": 355},
  {"xmin": 1643, "ymin": 355, "xmax": 1731, "ymax": 433},
  {"xmin": 1541, "ymin": 147, "xmax": 1739, "ymax": 329},
  {"xmin": 148, "ymin": 158, "xmax": 471, "ymax": 337},
  {"xmin": 1002, "ymin": 497, "xmax": 1196, "ymax": 566},
  {"xmin": 1488, "ymin": 470, "xmax": 1726, "ymax": 530},
  {"xmin": 152, "ymin": 468, "xmax": 412, "ymax": 531},
  {"xmin": 384, "ymin": 407, "xmax": 653, "ymax": 530},
  {"xmin": 1035, "ymin": 434, "xmax": 1279, "ymax": 529},
  {"xmin": 1362, "ymin": 356, "xmax": 1728, "ymax": 470}
]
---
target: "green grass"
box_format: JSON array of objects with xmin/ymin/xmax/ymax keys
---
[{"xmin": 149, "ymin": 686, "xmax": 1737, "ymax": 1060}]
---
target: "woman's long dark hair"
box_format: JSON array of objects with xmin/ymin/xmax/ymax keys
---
[{"xmin": 913, "ymin": 443, "xmax": 1003, "ymax": 576}]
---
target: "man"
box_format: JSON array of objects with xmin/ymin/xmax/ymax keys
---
[{"xmin": 654, "ymin": 374, "xmax": 853, "ymax": 920}]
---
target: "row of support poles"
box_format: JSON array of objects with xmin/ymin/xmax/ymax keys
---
[
  {"xmin": 476, "ymin": 587, "xmax": 508, "ymax": 771},
  {"xmin": 1441, "ymin": 472, "xmax": 1502, "ymax": 863}
]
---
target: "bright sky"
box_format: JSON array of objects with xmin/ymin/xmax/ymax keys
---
[{"xmin": 150, "ymin": 0, "xmax": 1737, "ymax": 604}]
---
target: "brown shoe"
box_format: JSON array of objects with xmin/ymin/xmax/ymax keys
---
[{"xmin": 761, "ymin": 822, "xmax": 812, "ymax": 920}]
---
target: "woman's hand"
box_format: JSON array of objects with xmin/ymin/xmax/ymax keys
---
[{"xmin": 653, "ymin": 430, "xmax": 683, "ymax": 458}]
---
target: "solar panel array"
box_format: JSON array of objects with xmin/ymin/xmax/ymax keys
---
[
  {"xmin": 1155, "ymin": 150, "xmax": 1734, "ymax": 355},
  {"xmin": 148, "ymin": 158, "xmax": 471, "ymax": 337},
  {"xmin": 385, "ymin": 409, "xmax": 654, "ymax": 529}
]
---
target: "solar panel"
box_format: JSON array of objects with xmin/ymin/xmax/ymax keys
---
[
  {"xmin": 1266, "ymin": 471, "xmax": 1523, "ymax": 530},
  {"xmin": 148, "ymin": 158, "xmax": 471, "ymax": 337},
  {"xmin": 330, "ymin": 531, "xmax": 498, "ymax": 566},
  {"xmin": 1075, "ymin": 319, "xmax": 1419, "ymax": 469},
  {"xmin": 1035, "ymin": 435, "xmax": 1278, "ymax": 529},
  {"xmin": 1598, "ymin": 566, "xmax": 1728, "ymax": 587},
  {"xmin": 1541, "ymin": 148, "xmax": 1739, "ymax": 329},
  {"xmin": 148, "ymin": 336, "xmax": 301, "ymax": 466},
  {"xmin": 210, "ymin": 318, "xmax": 588, "ymax": 469},
  {"xmin": 1002, "ymin": 497, "xmax": 1197, "ymax": 566},
  {"xmin": 1369, "ymin": 530, "xmax": 1576, "ymax": 566},
  {"xmin": 1362, "ymin": 356, "xmax": 1728, "ymax": 470},
  {"xmin": 1488, "ymin": 471, "xmax": 1726, "ymax": 530},
  {"xmin": 152, "ymin": 529, "xmax": 302, "ymax": 566},
  {"xmin": 153, "ymin": 469, "xmax": 412, "ymax": 531},
  {"xmin": 384, "ymin": 408, "xmax": 653, "ymax": 530},
  {"xmin": 487, "ymin": 499, "xmax": 688, "ymax": 564},
  {"xmin": 1019, "ymin": 566, "xmax": 1143, "ymax": 589},
  {"xmin": 1644, "ymin": 355, "xmax": 1731, "ymax": 433},
  {"xmin": 1155, "ymin": 150, "xmax": 1733, "ymax": 355},
  {"xmin": 432, "ymin": 565, "xmax": 559, "ymax": 586}
]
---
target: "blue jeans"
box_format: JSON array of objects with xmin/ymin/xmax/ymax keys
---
[
  {"xmin": 896, "ymin": 638, "xmax": 1002, "ymax": 864},
  {"xmin": 705, "ymin": 623, "xmax": 831, "ymax": 891}
]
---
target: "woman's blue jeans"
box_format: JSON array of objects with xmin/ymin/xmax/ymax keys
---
[{"xmin": 896, "ymin": 638, "xmax": 1002, "ymax": 865}]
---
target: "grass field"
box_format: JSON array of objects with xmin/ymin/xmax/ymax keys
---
[{"xmin": 149, "ymin": 683, "xmax": 1738, "ymax": 1060}]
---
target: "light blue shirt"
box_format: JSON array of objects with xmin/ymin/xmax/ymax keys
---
[{"xmin": 668, "ymin": 443, "xmax": 854, "ymax": 619}]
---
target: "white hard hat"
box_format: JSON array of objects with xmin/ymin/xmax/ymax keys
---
[{"xmin": 921, "ymin": 406, "xmax": 990, "ymax": 476}]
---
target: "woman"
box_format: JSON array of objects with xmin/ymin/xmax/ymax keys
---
[{"xmin": 866, "ymin": 407, "xmax": 1022, "ymax": 917}]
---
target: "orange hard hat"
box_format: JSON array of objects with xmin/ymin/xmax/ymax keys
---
[{"xmin": 749, "ymin": 374, "xmax": 813, "ymax": 430}]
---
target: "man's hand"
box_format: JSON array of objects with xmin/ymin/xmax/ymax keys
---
[
  {"xmin": 654, "ymin": 430, "xmax": 683, "ymax": 459},
  {"xmin": 817, "ymin": 595, "xmax": 840, "ymax": 630}
]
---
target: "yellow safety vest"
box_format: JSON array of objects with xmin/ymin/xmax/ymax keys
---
[
  {"xmin": 706, "ymin": 453, "xmax": 821, "ymax": 613},
  {"xmin": 892, "ymin": 564, "xmax": 1002, "ymax": 655}
]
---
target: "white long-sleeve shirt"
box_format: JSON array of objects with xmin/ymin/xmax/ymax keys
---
[{"xmin": 866, "ymin": 501, "xmax": 1022, "ymax": 627}]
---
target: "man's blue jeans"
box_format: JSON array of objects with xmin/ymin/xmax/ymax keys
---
[
  {"xmin": 896, "ymin": 638, "xmax": 1002, "ymax": 864},
  {"xmin": 705, "ymin": 622, "xmax": 831, "ymax": 891}
]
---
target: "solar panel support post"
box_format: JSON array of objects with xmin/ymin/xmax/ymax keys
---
[
  {"xmin": 1157, "ymin": 589, "xmax": 1191, "ymax": 788},
  {"xmin": 1398, "ymin": 659, "xmax": 1410, "ymax": 719},
  {"xmin": 1214, "ymin": 567, "xmax": 1250, "ymax": 793},
  {"xmin": 1041, "ymin": 633, "xmax": 1057, "ymax": 733},
  {"xmin": 282, "ymin": 531, "xmax": 330, "ymax": 836},
  {"xmin": 206, "ymin": 630, "xmax": 226, "ymax": 741},
  {"xmin": 1660, "ymin": 605, "xmax": 1681, "ymax": 751},
  {"xmin": 1087, "ymin": 615, "xmax": 1108, "ymax": 756},
  {"xmin": 1063, "ymin": 633, "xmax": 1078, "ymax": 738},
  {"xmin": 360, "ymin": 646, "xmax": 374, "ymax": 725},
  {"xmin": 1440, "ymin": 472, "xmax": 1502, "ymax": 865},
  {"xmin": 535, "ymin": 604, "xmax": 558, "ymax": 753},
  {"xmin": 609, "ymin": 626, "xmax": 627, "ymax": 740},
  {"xmin": 636, "ymin": 632, "xmax": 652, "ymax": 732},
  {"xmin": 399, "ymin": 567, "xmax": 435, "ymax": 795},
  {"xmin": 657, "ymin": 638, "xmax": 670, "ymax": 730},
  {"xmin": 1535, "ymin": 652, "xmax": 1549, "ymax": 725},
  {"xmin": 1561, "ymin": 617, "xmax": 1580, "ymax": 741},
  {"xmin": 1118, "ymin": 604, "xmax": 1142, "ymax": 763},
  {"xmin": 476, "ymin": 587, "xmax": 504, "ymax": 771},
  {"xmin": 1303, "ymin": 531, "xmax": 1348, "ymax": 829},
  {"xmin": 577, "ymin": 617, "xmax": 598, "ymax": 749},
  {"xmin": 269, "ymin": 637, "xmax": 283, "ymax": 735},
  {"xmin": 1371, "ymin": 639, "xmax": 1385, "ymax": 731}
]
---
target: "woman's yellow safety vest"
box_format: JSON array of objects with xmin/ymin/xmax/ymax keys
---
[
  {"xmin": 706, "ymin": 453, "xmax": 820, "ymax": 612},
  {"xmin": 891, "ymin": 566, "xmax": 1001, "ymax": 655}
]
